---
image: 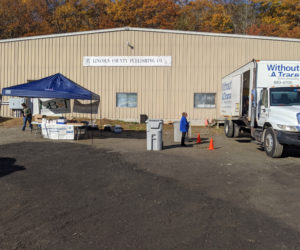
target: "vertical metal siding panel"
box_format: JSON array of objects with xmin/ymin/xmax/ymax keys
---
[
  {"xmin": 155, "ymin": 33, "xmax": 159, "ymax": 119},
  {"xmin": 178, "ymin": 34, "xmax": 184, "ymax": 119},
  {"xmin": 88, "ymin": 35, "xmax": 92, "ymax": 115},
  {"xmin": 94, "ymin": 35, "xmax": 99, "ymax": 119},
  {"xmin": 279, "ymin": 41, "xmax": 285, "ymax": 59},
  {"xmin": 148, "ymin": 32, "xmax": 152, "ymax": 118},
  {"xmin": 142, "ymin": 32, "xmax": 148, "ymax": 118},
  {"xmin": 45, "ymin": 39, "xmax": 50, "ymax": 77},
  {"xmin": 97, "ymin": 34, "xmax": 102, "ymax": 120},
  {"xmin": 54, "ymin": 38, "xmax": 58, "ymax": 78},
  {"xmin": 15, "ymin": 42, "xmax": 20, "ymax": 84},
  {"xmin": 161, "ymin": 33, "xmax": 166, "ymax": 119},
  {"xmin": 159, "ymin": 32, "xmax": 164, "ymax": 119},
  {"xmin": 174, "ymin": 34, "xmax": 179, "ymax": 119},
  {"xmin": 182, "ymin": 34, "xmax": 187, "ymax": 118},
  {"xmin": 40, "ymin": 39, "xmax": 44, "ymax": 77},
  {"xmin": 0, "ymin": 44, "xmax": 4, "ymax": 116},
  {"xmin": 209, "ymin": 36, "xmax": 215, "ymax": 120},
  {"xmin": 2, "ymin": 43, "xmax": 7, "ymax": 116},
  {"xmin": 134, "ymin": 31, "xmax": 140, "ymax": 121},
  {"xmin": 215, "ymin": 37, "xmax": 221, "ymax": 119},
  {"xmin": 35, "ymin": 39, "xmax": 40, "ymax": 79},
  {"xmin": 102, "ymin": 33, "xmax": 108, "ymax": 119},
  {"xmin": 130, "ymin": 31, "xmax": 134, "ymax": 119},
  {"xmin": 189, "ymin": 35, "xmax": 194, "ymax": 120},
  {"xmin": 27, "ymin": 40, "xmax": 31, "ymax": 80},
  {"xmin": 146, "ymin": 32, "xmax": 151, "ymax": 118},
  {"xmin": 125, "ymin": 30, "xmax": 130, "ymax": 120},
  {"xmin": 204, "ymin": 36, "xmax": 210, "ymax": 120},
  {"xmin": 108, "ymin": 32, "xmax": 114, "ymax": 119},
  {"xmin": 5, "ymin": 42, "xmax": 10, "ymax": 116},
  {"xmin": 136, "ymin": 32, "xmax": 142, "ymax": 120},
  {"xmin": 195, "ymin": 35, "xmax": 202, "ymax": 121},
  {"xmin": 49, "ymin": 38, "xmax": 53, "ymax": 76},
  {"xmin": 127, "ymin": 31, "xmax": 133, "ymax": 120},
  {"xmin": 9, "ymin": 43, "xmax": 14, "ymax": 86},
  {"xmin": 36, "ymin": 39, "xmax": 40, "ymax": 78},
  {"xmin": 64, "ymin": 37, "xmax": 69, "ymax": 77},
  {"xmin": 155, "ymin": 32, "xmax": 159, "ymax": 118},
  {"xmin": 184, "ymin": 34, "xmax": 189, "ymax": 117},
  {"xmin": 192, "ymin": 34, "xmax": 197, "ymax": 120},
  {"xmin": 256, "ymin": 39, "xmax": 261, "ymax": 60},
  {"xmin": 115, "ymin": 32, "xmax": 120, "ymax": 120}
]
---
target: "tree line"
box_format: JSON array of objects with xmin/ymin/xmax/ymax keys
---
[{"xmin": 0, "ymin": 0, "xmax": 299, "ymax": 40}]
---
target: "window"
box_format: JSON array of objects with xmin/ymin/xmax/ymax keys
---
[
  {"xmin": 261, "ymin": 88, "xmax": 269, "ymax": 107},
  {"xmin": 270, "ymin": 87, "xmax": 300, "ymax": 106},
  {"xmin": 116, "ymin": 93, "xmax": 137, "ymax": 107},
  {"xmin": 194, "ymin": 93, "xmax": 216, "ymax": 108}
]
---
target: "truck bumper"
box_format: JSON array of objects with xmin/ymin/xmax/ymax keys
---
[{"xmin": 277, "ymin": 131, "xmax": 300, "ymax": 146}]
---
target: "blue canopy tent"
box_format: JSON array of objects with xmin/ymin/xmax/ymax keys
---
[
  {"xmin": 2, "ymin": 73, "xmax": 100, "ymax": 140},
  {"xmin": 2, "ymin": 73, "xmax": 100, "ymax": 100}
]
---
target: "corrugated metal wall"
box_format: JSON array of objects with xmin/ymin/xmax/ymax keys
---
[{"xmin": 1, "ymin": 29, "xmax": 300, "ymax": 123}]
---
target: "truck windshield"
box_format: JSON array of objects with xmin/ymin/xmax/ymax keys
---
[{"xmin": 270, "ymin": 87, "xmax": 300, "ymax": 106}]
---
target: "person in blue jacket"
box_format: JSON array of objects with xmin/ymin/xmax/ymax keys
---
[{"xmin": 180, "ymin": 112, "xmax": 189, "ymax": 146}]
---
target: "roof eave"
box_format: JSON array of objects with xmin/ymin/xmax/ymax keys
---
[{"xmin": 0, "ymin": 27, "xmax": 299, "ymax": 44}]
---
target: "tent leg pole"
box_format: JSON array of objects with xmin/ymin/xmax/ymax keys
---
[
  {"xmin": 91, "ymin": 100, "xmax": 93, "ymax": 144},
  {"xmin": 100, "ymin": 102, "xmax": 102, "ymax": 137}
]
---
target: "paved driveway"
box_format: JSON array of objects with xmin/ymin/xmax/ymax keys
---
[{"xmin": 1, "ymin": 127, "xmax": 300, "ymax": 249}]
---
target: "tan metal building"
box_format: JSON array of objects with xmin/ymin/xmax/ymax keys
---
[{"xmin": 1, "ymin": 27, "xmax": 300, "ymax": 124}]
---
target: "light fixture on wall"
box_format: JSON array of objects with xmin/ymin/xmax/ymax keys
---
[{"xmin": 127, "ymin": 41, "xmax": 134, "ymax": 49}]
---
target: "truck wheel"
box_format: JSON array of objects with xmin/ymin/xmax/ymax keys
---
[
  {"xmin": 264, "ymin": 127, "xmax": 284, "ymax": 158},
  {"xmin": 233, "ymin": 122, "xmax": 240, "ymax": 138},
  {"xmin": 224, "ymin": 120, "xmax": 234, "ymax": 137}
]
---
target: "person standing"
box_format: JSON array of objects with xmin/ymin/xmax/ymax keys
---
[
  {"xmin": 180, "ymin": 112, "xmax": 189, "ymax": 147},
  {"xmin": 21, "ymin": 103, "xmax": 33, "ymax": 131}
]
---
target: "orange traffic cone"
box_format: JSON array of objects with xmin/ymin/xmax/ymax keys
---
[
  {"xmin": 196, "ymin": 133, "xmax": 201, "ymax": 144},
  {"xmin": 208, "ymin": 137, "xmax": 215, "ymax": 150},
  {"xmin": 205, "ymin": 119, "xmax": 209, "ymax": 127}
]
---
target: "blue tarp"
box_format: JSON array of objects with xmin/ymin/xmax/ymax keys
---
[{"xmin": 2, "ymin": 73, "xmax": 100, "ymax": 100}]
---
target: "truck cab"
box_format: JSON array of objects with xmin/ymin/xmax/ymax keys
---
[
  {"xmin": 221, "ymin": 60, "xmax": 300, "ymax": 158},
  {"xmin": 256, "ymin": 86, "xmax": 300, "ymax": 157}
]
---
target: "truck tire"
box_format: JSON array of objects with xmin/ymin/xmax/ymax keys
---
[
  {"xmin": 264, "ymin": 127, "xmax": 284, "ymax": 158},
  {"xmin": 233, "ymin": 122, "xmax": 240, "ymax": 138},
  {"xmin": 224, "ymin": 120, "xmax": 234, "ymax": 137}
]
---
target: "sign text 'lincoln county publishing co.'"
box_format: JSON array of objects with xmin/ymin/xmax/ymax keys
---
[{"xmin": 83, "ymin": 56, "xmax": 172, "ymax": 67}]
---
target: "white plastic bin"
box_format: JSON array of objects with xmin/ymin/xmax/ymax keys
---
[
  {"xmin": 146, "ymin": 119, "xmax": 163, "ymax": 151},
  {"xmin": 173, "ymin": 120, "xmax": 191, "ymax": 143},
  {"xmin": 173, "ymin": 121, "xmax": 181, "ymax": 142}
]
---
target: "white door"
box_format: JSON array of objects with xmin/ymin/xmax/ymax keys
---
[
  {"xmin": 257, "ymin": 88, "xmax": 269, "ymax": 127},
  {"xmin": 231, "ymin": 75, "xmax": 242, "ymax": 116}
]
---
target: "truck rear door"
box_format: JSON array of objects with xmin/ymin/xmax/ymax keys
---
[{"xmin": 231, "ymin": 75, "xmax": 242, "ymax": 116}]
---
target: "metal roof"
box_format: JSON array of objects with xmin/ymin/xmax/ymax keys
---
[{"xmin": 0, "ymin": 26, "xmax": 300, "ymax": 43}]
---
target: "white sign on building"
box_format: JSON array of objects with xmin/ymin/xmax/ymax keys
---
[{"xmin": 83, "ymin": 56, "xmax": 172, "ymax": 67}]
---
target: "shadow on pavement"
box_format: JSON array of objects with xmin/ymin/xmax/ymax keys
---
[
  {"xmin": 236, "ymin": 139, "xmax": 252, "ymax": 143},
  {"xmin": 256, "ymin": 146, "xmax": 300, "ymax": 158},
  {"xmin": 88, "ymin": 129, "xmax": 146, "ymax": 140},
  {"xmin": 0, "ymin": 157, "xmax": 25, "ymax": 178},
  {"xmin": 283, "ymin": 146, "xmax": 300, "ymax": 158},
  {"xmin": 188, "ymin": 137, "xmax": 210, "ymax": 144},
  {"xmin": 163, "ymin": 144, "xmax": 194, "ymax": 150}
]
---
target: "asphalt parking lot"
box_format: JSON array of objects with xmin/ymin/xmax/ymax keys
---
[{"xmin": 1, "ymin": 126, "xmax": 300, "ymax": 249}]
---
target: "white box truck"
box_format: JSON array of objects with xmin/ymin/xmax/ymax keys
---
[{"xmin": 221, "ymin": 60, "xmax": 300, "ymax": 158}]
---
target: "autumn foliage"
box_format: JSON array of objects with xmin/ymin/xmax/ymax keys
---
[{"xmin": 0, "ymin": 0, "xmax": 299, "ymax": 39}]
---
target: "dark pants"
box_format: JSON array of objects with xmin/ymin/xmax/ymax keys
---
[
  {"xmin": 22, "ymin": 116, "xmax": 33, "ymax": 131},
  {"xmin": 181, "ymin": 132, "xmax": 186, "ymax": 145}
]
